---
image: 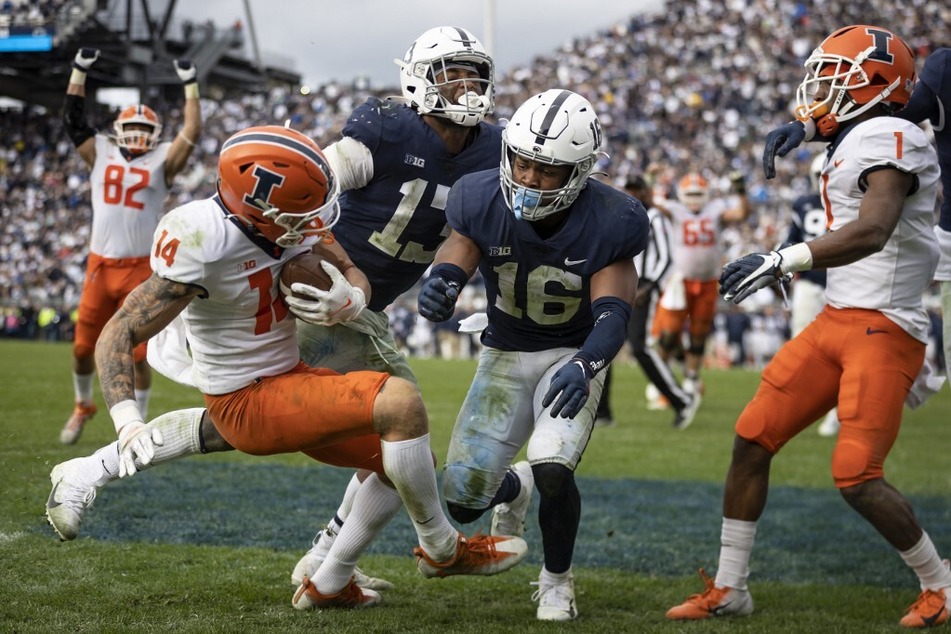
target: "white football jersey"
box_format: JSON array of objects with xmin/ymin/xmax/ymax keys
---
[
  {"xmin": 150, "ymin": 197, "xmax": 313, "ymax": 395},
  {"xmin": 822, "ymin": 117, "xmax": 940, "ymax": 343},
  {"xmin": 89, "ymin": 134, "xmax": 171, "ymax": 258},
  {"xmin": 665, "ymin": 197, "xmax": 735, "ymax": 281}
]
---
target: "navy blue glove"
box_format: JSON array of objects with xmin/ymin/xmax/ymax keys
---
[
  {"xmin": 542, "ymin": 359, "xmax": 592, "ymax": 419},
  {"xmin": 762, "ymin": 121, "xmax": 806, "ymax": 179},
  {"xmin": 720, "ymin": 251, "xmax": 790, "ymax": 304},
  {"xmin": 417, "ymin": 276, "xmax": 459, "ymax": 322}
]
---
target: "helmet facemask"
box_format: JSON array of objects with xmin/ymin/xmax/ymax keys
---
[
  {"xmin": 499, "ymin": 89, "xmax": 601, "ymax": 221},
  {"xmin": 114, "ymin": 105, "xmax": 162, "ymax": 154},
  {"xmin": 396, "ymin": 26, "xmax": 495, "ymax": 127},
  {"xmin": 255, "ymin": 179, "xmax": 341, "ymax": 248}
]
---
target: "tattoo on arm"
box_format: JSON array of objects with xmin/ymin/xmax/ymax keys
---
[{"xmin": 96, "ymin": 274, "xmax": 200, "ymax": 409}]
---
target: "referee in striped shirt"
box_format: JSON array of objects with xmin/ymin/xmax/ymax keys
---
[{"xmin": 595, "ymin": 176, "xmax": 699, "ymax": 429}]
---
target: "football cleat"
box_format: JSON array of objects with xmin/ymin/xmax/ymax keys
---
[
  {"xmin": 900, "ymin": 588, "xmax": 951, "ymax": 628},
  {"xmin": 414, "ymin": 532, "xmax": 528, "ymax": 578},
  {"xmin": 60, "ymin": 401, "xmax": 97, "ymax": 445},
  {"xmin": 673, "ymin": 392, "xmax": 701, "ymax": 430},
  {"xmin": 666, "ymin": 569, "xmax": 754, "ymax": 620},
  {"xmin": 291, "ymin": 576, "xmax": 381, "ymax": 610},
  {"xmin": 490, "ymin": 461, "xmax": 534, "ymax": 538},
  {"xmin": 291, "ymin": 524, "xmax": 395, "ymax": 590},
  {"xmin": 46, "ymin": 456, "xmax": 104, "ymax": 540},
  {"xmin": 645, "ymin": 383, "xmax": 670, "ymax": 410},
  {"xmin": 817, "ymin": 409, "xmax": 841, "ymax": 437},
  {"xmin": 532, "ymin": 573, "xmax": 578, "ymax": 621}
]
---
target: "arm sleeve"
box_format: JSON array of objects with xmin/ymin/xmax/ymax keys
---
[
  {"xmin": 63, "ymin": 94, "xmax": 96, "ymax": 147},
  {"xmin": 322, "ymin": 136, "xmax": 374, "ymax": 192}
]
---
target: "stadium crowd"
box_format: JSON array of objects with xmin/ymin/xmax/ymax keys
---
[{"xmin": 0, "ymin": 0, "xmax": 945, "ymax": 371}]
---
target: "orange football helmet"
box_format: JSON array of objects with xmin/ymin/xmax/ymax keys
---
[
  {"xmin": 795, "ymin": 25, "xmax": 916, "ymax": 137},
  {"xmin": 677, "ymin": 173, "xmax": 709, "ymax": 212},
  {"xmin": 113, "ymin": 104, "xmax": 162, "ymax": 153},
  {"xmin": 217, "ymin": 125, "xmax": 339, "ymax": 248}
]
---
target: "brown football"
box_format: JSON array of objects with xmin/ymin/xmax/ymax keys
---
[{"xmin": 279, "ymin": 252, "xmax": 333, "ymax": 300}]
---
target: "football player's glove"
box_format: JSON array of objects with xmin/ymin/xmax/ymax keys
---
[
  {"xmin": 418, "ymin": 276, "xmax": 459, "ymax": 322},
  {"xmin": 73, "ymin": 48, "xmax": 100, "ymax": 70},
  {"xmin": 542, "ymin": 359, "xmax": 592, "ymax": 419},
  {"xmin": 116, "ymin": 421, "xmax": 164, "ymax": 478},
  {"xmin": 763, "ymin": 121, "xmax": 806, "ymax": 179},
  {"xmin": 285, "ymin": 261, "xmax": 366, "ymax": 326},
  {"xmin": 719, "ymin": 251, "xmax": 792, "ymax": 304},
  {"xmin": 173, "ymin": 58, "xmax": 197, "ymax": 84}
]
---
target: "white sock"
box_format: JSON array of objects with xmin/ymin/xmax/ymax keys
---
[
  {"xmin": 134, "ymin": 388, "xmax": 151, "ymax": 421},
  {"xmin": 540, "ymin": 565, "xmax": 573, "ymax": 583},
  {"xmin": 900, "ymin": 532, "xmax": 951, "ymax": 590},
  {"xmin": 715, "ymin": 517, "xmax": 756, "ymax": 590},
  {"xmin": 381, "ymin": 434, "xmax": 456, "ymax": 561},
  {"xmin": 89, "ymin": 408, "xmax": 204, "ymax": 483},
  {"xmin": 73, "ymin": 372, "xmax": 94, "ymax": 403},
  {"xmin": 336, "ymin": 472, "xmax": 362, "ymax": 524},
  {"xmin": 314, "ymin": 473, "xmax": 402, "ymax": 594}
]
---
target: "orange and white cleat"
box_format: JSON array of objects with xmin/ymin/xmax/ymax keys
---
[
  {"xmin": 666, "ymin": 569, "xmax": 753, "ymax": 620},
  {"xmin": 60, "ymin": 401, "xmax": 97, "ymax": 445},
  {"xmin": 414, "ymin": 532, "xmax": 528, "ymax": 578},
  {"xmin": 291, "ymin": 576, "xmax": 381, "ymax": 609},
  {"xmin": 900, "ymin": 588, "xmax": 950, "ymax": 628}
]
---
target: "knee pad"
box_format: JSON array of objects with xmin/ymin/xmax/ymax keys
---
[
  {"xmin": 446, "ymin": 501, "xmax": 487, "ymax": 525},
  {"xmin": 658, "ymin": 332, "xmax": 680, "ymax": 353},
  {"xmin": 532, "ymin": 462, "xmax": 574, "ymax": 499},
  {"xmin": 831, "ymin": 437, "xmax": 882, "ymax": 488}
]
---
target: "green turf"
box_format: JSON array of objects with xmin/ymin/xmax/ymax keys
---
[{"xmin": 2, "ymin": 339, "xmax": 950, "ymax": 632}]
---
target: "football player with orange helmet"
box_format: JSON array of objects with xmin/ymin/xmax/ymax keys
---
[
  {"xmin": 671, "ymin": 26, "xmax": 950, "ymax": 627},
  {"xmin": 60, "ymin": 47, "xmax": 202, "ymax": 446},
  {"xmin": 651, "ymin": 169, "xmax": 750, "ymax": 408},
  {"xmin": 46, "ymin": 123, "xmax": 529, "ymax": 609}
]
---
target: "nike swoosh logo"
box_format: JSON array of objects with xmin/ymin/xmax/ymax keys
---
[
  {"xmin": 922, "ymin": 606, "xmax": 947, "ymax": 626},
  {"xmin": 866, "ymin": 327, "xmax": 888, "ymax": 335},
  {"xmin": 834, "ymin": 159, "xmax": 844, "ymax": 167},
  {"xmin": 565, "ymin": 258, "xmax": 587, "ymax": 266},
  {"xmin": 710, "ymin": 601, "xmax": 735, "ymax": 616},
  {"xmin": 47, "ymin": 481, "xmax": 62, "ymax": 509}
]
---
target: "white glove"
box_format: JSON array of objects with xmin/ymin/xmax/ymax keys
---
[
  {"xmin": 173, "ymin": 58, "xmax": 198, "ymax": 83},
  {"xmin": 116, "ymin": 421, "xmax": 164, "ymax": 478},
  {"xmin": 73, "ymin": 48, "xmax": 100, "ymax": 70},
  {"xmin": 285, "ymin": 260, "xmax": 367, "ymax": 326}
]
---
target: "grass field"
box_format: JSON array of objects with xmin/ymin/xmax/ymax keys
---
[{"xmin": 2, "ymin": 338, "xmax": 950, "ymax": 632}]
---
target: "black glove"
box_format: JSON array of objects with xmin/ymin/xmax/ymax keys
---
[
  {"xmin": 729, "ymin": 171, "xmax": 747, "ymax": 195},
  {"xmin": 417, "ymin": 276, "xmax": 459, "ymax": 322},
  {"xmin": 762, "ymin": 121, "xmax": 806, "ymax": 179},
  {"xmin": 542, "ymin": 359, "xmax": 592, "ymax": 419},
  {"xmin": 719, "ymin": 251, "xmax": 790, "ymax": 304}
]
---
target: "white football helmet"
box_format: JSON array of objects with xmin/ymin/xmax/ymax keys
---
[
  {"xmin": 500, "ymin": 89, "xmax": 602, "ymax": 221},
  {"xmin": 395, "ymin": 26, "xmax": 494, "ymax": 127}
]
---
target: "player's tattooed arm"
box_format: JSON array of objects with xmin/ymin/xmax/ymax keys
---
[{"xmin": 95, "ymin": 273, "xmax": 203, "ymax": 408}]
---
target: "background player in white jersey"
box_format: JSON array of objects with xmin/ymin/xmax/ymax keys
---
[
  {"xmin": 766, "ymin": 47, "xmax": 951, "ymax": 389},
  {"xmin": 667, "ymin": 25, "xmax": 951, "ymax": 628},
  {"xmin": 48, "ymin": 125, "xmax": 527, "ymax": 609},
  {"xmin": 417, "ymin": 89, "xmax": 650, "ymax": 621},
  {"xmin": 652, "ymin": 170, "xmax": 750, "ymax": 402},
  {"xmin": 60, "ymin": 47, "xmax": 202, "ymax": 444}
]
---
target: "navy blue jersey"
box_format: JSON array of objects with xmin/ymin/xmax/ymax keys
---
[
  {"xmin": 786, "ymin": 193, "xmax": 827, "ymax": 286},
  {"xmin": 447, "ymin": 170, "xmax": 650, "ymax": 351},
  {"xmin": 917, "ymin": 48, "xmax": 951, "ymax": 232},
  {"xmin": 332, "ymin": 97, "xmax": 503, "ymax": 311}
]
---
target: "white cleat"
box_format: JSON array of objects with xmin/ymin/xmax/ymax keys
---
[
  {"xmin": 817, "ymin": 409, "xmax": 840, "ymax": 437},
  {"xmin": 533, "ymin": 572, "xmax": 578, "ymax": 621},
  {"xmin": 46, "ymin": 456, "xmax": 104, "ymax": 540},
  {"xmin": 291, "ymin": 524, "xmax": 394, "ymax": 591},
  {"xmin": 491, "ymin": 461, "xmax": 534, "ymax": 538}
]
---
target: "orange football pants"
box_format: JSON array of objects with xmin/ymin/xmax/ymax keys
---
[
  {"xmin": 74, "ymin": 252, "xmax": 151, "ymax": 362},
  {"xmin": 204, "ymin": 362, "xmax": 390, "ymax": 474},
  {"xmin": 653, "ymin": 278, "xmax": 719, "ymax": 339},
  {"xmin": 735, "ymin": 307, "xmax": 924, "ymax": 488}
]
